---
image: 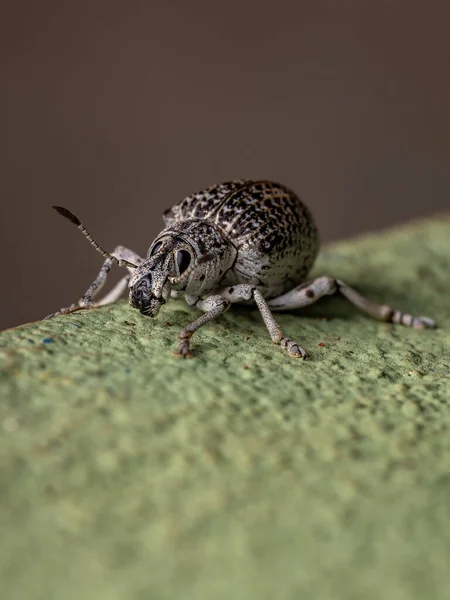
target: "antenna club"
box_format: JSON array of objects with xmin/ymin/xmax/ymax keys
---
[
  {"xmin": 51, "ymin": 205, "xmax": 138, "ymax": 269},
  {"xmin": 52, "ymin": 205, "xmax": 82, "ymax": 227}
]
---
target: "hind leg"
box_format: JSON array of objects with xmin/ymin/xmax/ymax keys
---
[
  {"xmin": 267, "ymin": 276, "xmax": 436, "ymax": 329},
  {"xmin": 45, "ymin": 246, "xmax": 143, "ymax": 318}
]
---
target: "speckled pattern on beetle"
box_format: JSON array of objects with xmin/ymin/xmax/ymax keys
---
[{"xmin": 47, "ymin": 180, "xmax": 436, "ymax": 358}]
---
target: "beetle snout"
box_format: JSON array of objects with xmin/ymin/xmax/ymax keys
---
[{"xmin": 129, "ymin": 279, "xmax": 165, "ymax": 317}]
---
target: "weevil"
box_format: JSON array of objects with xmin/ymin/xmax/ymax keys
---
[{"xmin": 46, "ymin": 180, "xmax": 436, "ymax": 358}]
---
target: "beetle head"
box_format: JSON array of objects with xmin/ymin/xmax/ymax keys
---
[
  {"xmin": 50, "ymin": 205, "xmax": 217, "ymax": 318},
  {"xmin": 128, "ymin": 235, "xmax": 215, "ymax": 317}
]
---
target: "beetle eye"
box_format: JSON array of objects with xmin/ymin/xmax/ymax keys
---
[
  {"xmin": 176, "ymin": 250, "xmax": 191, "ymax": 275},
  {"xmin": 150, "ymin": 242, "xmax": 163, "ymax": 256}
]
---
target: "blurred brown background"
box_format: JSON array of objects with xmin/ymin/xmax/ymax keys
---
[{"xmin": 1, "ymin": 1, "xmax": 449, "ymax": 330}]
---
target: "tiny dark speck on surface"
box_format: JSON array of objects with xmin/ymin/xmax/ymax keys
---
[{"xmin": 42, "ymin": 338, "xmax": 53, "ymax": 344}]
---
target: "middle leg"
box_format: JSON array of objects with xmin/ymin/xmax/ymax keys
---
[{"xmin": 224, "ymin": 285, "xmax": 308, "ymax": 358}]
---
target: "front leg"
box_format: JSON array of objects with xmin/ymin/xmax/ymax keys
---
[
  {"xmin": 174, "ymin": 284, "xmax": 307, "ymax": 359},
  {"xmin": 174, "ymin": 294, "xmax": 231, "ymax": 358},
  {"xmin": 45, "ymin": 245, "xmax": 143, "ymax": 319}
]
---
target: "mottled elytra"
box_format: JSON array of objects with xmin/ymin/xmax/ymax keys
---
[{"xmin": 47, "ymin": 180, "xmax": 436, "ymax": 358}]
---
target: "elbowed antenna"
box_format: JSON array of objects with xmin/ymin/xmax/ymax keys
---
[{"xmin": 52, "ymin": 206, "xmax": 138, "ymax": 269}]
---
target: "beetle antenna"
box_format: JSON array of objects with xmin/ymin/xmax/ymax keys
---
[
  {"xmin": 169, "ymin": 252, "xmax": 216, "ymax": 285},
  {"xmin": 52, "ymin": 206, "xmax": 138, "ymax": 269}
]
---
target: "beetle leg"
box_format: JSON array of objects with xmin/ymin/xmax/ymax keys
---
[
  {"xmin": 174, "ymin": 295, "xmax": 231, "ymax": 358},
  {"xmin": 175, "ymin": 284, "xmax": 307, "ymax": 359},
  {"xmin": 267, "ymin": 276, "xmax": 436, "ymax": 329},
  {"xmin": 223, "ymin": 284, "xmax": 308, "ymax": 358},
  {"xmin": 45, "ymin": 246, "xmax": 143, "ymax": 318}
]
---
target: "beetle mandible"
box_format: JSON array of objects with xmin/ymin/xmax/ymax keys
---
[{"xmin": 47, "ymin": 180, "xmax": 436, "ymax": 358}]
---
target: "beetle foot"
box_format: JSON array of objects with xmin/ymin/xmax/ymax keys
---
[
  {"xmin": 44, "ymin": 302, "xmax": 92, "ymax": 319},
  {"xmin": 173, "ymin": 333, "xmax": 194, "ymax": 358},
  {"xmin": 279, "ymin": 337, "xmax": 308, "ymax": 359},
  {"xmin": 390, "ymin": 311, "xmax": 437, "ymax": 329},
  {"xmin": 412, "ymin": 316, "xmax": 437, "ymax": 329}
]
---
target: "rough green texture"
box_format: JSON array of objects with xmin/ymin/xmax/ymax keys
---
[{"xmin": 1, "ymin": 216, "xmax": 449, "ymax": 600}]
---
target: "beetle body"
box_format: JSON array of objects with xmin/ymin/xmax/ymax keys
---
[
  {"xmin": 138, "ymin": 180, "xmax": 319, "ymax": 307},
  {"xmin": 49, "ymin": 180, "xmax": 436, "ymax": 358}
]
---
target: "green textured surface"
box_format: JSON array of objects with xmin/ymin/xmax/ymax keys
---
[{"xmin": 1, "ymin": 216, "xmax": 449, "ymax": 600}]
